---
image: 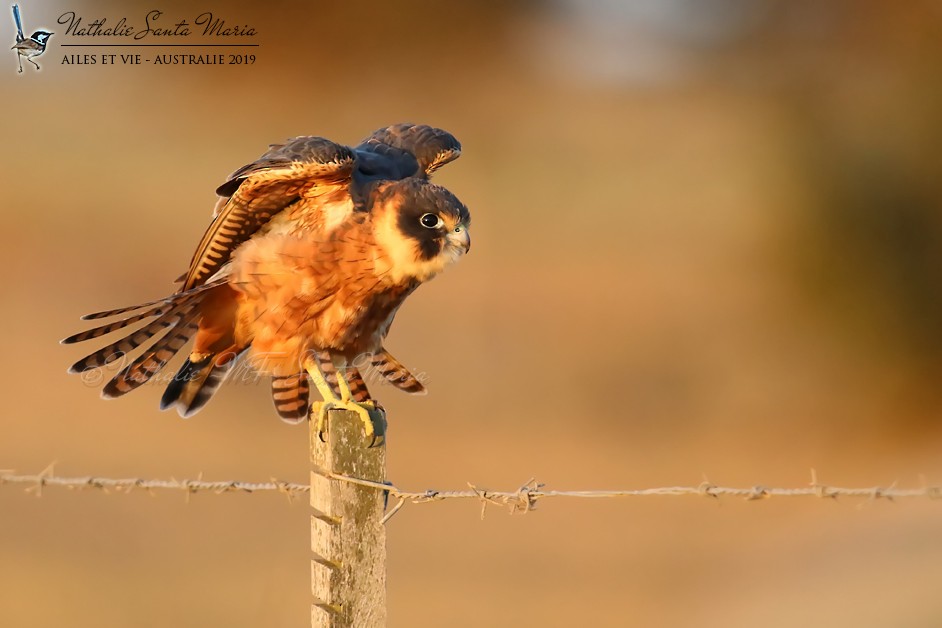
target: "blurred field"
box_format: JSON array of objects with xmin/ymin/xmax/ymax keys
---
[{"xmin": 3, "ymin": 1, "xmax": 942, "ymax": 626}]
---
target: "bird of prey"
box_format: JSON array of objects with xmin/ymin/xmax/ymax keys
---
[
  {"xmin": 63, "ymin": 123, "xmax": 470, "ymax": 443},
  {"xmin": 11, "ymin": 5, "xmax": 52, "ymax": 73}
]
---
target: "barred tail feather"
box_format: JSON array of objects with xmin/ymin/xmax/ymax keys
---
[
  {"xmin": 271, "ymin": 373, "xmax": 310, "ymax": 424},
  {"xmin": 372, "ymin": 350, "xmax": 426, "ymax": 395},
  {"xmin": 63, "ymin": 297, "xmax": 195, "ymax": 345},
  {"xmin": 310, "ymin": 349, "xmax": 343, "ymax": 398},
  {"xmin": 160, "ymin": 350, "xmax": 244, "ymax": 418},
  {"xmin": 67, "ymin": 299, "xmax": 195, "ymax": 374},
  {"xmin": 343, "ymin": 366, "xmax": 372, "ymax": 403},
  {"xmin": 101, "ymin": 315, "xmax": 200, "ymax": 399},
  {"xmin": 79, "ymin": 280, "xmax": 224, "ymax": 321},
  {"xmin": 79, "ymin": 295, "xmax": 178, "ymax": 322}
]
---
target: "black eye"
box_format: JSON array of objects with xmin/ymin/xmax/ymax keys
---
[{"xmin": 420, "ymin": 213, "xmax": 442, "ymax": 229}]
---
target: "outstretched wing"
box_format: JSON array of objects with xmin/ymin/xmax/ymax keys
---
[
  {"xmin": 183, "ymin": 124, "xmax": 459, "ymax": 291},
  {"xmin": 355, "ymin": 123, "xmax": 461, "ymax": 181},
  {"xmin": 183, "ymin": 136, "xmax": 356, "ymax": 290}
]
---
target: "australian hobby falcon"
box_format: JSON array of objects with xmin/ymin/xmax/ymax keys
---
[{"xmin": 63, "ymin": 123, "xmax": 471, "ymax": 443}]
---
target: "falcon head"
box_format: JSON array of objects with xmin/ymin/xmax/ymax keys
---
[{"xmin": 371, "ymin": 179, "xmax": 471, "ymax": 283}]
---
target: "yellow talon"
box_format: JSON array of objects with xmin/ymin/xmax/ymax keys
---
[
  {"xmin": 311, "ymin": 399, "xmax": 386, "ymax": 447},
  {"xmin": 306, "ymin": 355, "xmax": 387, "ymax": 447}
]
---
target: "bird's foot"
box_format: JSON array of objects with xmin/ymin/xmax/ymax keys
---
[{"xmin": 311, "ymin": 399, "xmax": 386, "ymax": 447}]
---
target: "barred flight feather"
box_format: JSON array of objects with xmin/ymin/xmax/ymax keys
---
[
  {"xmin": 68, "ymin": 300, "xmax": 195, "ymax": 374},
  {"xmin": 271, "ymin": 373, "xmax": 310, "ymax": 423},
  {"xmin": 101, "ymin": 313, "xmax": 201, "ymax": 398},
  {"xmin": 372, "ymin": 350, "xmax": 426, "ymax": 395}
]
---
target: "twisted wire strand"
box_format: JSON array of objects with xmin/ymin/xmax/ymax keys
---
[{"xmin": 2, "ymin": 467, "xmax": 939, "ymax": 518}]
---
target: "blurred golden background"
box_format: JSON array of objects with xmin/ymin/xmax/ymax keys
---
[{"xmin": 3, "ymin": 0, "xmax": 942, "ymax": 626}]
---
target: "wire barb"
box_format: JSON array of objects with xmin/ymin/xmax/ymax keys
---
[
  {"xmin": 0, "ymin": 469, "xmax": 310, "ymax": 499},
  {"xmin": 2, "ymin": 468, "xmax": 940, "ymax": 518}
]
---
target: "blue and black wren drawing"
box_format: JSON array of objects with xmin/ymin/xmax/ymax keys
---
[{"xmin": 11, "ymin": 4, "xmax": 52, "ymax": 73}]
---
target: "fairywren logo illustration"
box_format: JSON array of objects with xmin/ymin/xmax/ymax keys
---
[{"xmin": 11, "ymin": 4, "xmax": 52, "ymax": 73}]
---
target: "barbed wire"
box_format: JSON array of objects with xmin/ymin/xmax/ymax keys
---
[
  {"xmin": 0, "ymin": 464, "xmax": 308, "ymax": 500},
  {"xmin": 2, "ymin": 465, "xmax": 940, "ymax": 519}
]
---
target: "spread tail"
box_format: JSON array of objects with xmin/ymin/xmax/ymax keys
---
[{"xmin": 64, "ymin": 279, "xmax": 227, "ymax": 399}]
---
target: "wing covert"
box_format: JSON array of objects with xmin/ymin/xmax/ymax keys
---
[
  {"xmin": 183, "ymin": 136, "xmax": 357, "ymax": 290},
  {"xmin": 356, "ymin": 123, "xmax": 461, "ymax": 179}
]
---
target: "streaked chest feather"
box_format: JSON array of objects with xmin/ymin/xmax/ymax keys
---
[{"xmin": 230, "ymin": 227, "xmax": 417, "ymax": 360}]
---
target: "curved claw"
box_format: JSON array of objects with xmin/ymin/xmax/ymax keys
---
[{"xmin": 311, "ymin": 400, "xmax": 387, "ymax": 447}]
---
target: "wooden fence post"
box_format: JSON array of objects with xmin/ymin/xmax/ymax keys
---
[{"xmin": 310, "ymin": 410, "xmax": 387, "ymax": 627}]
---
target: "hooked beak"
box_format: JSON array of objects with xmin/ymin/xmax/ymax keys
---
[{"xmin": 448, "ymin": 227, "xmax": 471, "ymax": 254}]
